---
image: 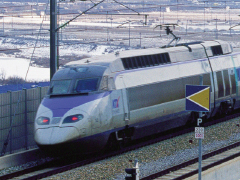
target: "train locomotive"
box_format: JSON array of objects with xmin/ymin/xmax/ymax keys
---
[{"xmin": 34, "ymin": 40, "xmax": 240, "ymax": 153}]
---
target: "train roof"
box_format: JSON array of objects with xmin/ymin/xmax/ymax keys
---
[
  {"xmin": 52, "ymin": 65, "xmax": 107, "ymax": 80},
  {"xmin": 65, "ymin": 40, "xmax": 233, "ymax": 73}
]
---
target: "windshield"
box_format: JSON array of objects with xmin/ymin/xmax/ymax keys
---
[
  {"xmin": 74, "ymin": 78, "xmax": 99, "ymax": 93},
  {"xmin": 49, "ymin": 80, "xmax": 71, "ymax": 95}
]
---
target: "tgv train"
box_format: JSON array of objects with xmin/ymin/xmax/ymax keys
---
[{"xmin": 34, "ymin": 40, "xmax": 240, "ymax": 153}]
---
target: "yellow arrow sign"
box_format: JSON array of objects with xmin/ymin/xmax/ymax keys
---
[{"xmin": 186, "ymin": 87, "xmax": 210, "ymax": 111}]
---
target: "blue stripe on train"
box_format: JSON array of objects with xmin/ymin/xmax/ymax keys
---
[{"xmin": 42, "ymin": 91, "xmax": 111, "ymax": 117}]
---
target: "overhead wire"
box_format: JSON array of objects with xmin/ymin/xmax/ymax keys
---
[
  {"xmin": 0, "ymin": 1, "xmax": 234, "ymax": 19},
  {"xmin": 0, "ymin": 26, "xmax": 237, "ymax": 54},
  {"xmin": 0, "ymin": 0, "xmax": 238, "ymax": 53}
]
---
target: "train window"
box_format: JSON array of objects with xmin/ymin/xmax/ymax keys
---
[
  {"xmin": 128, "ymin": 58, "xmax": 134, "ymax": 69},
  {"xmin": 203, "ymin": 74, "xmax": 212, "ymax": 92},
  {"xmin": 136, "ymin": 57, "xmax": 143, "ymax": 68},
  {"xmin": 223, "ymin": 70, "xmax": 230, "ymax": 96},
  {"xmin": 124, "ymin": 58, "xmax": 132, "ymax": 69},
  {"xmin": 122, "ymin": 59, "xmax": 129, "ymax": 70},
  {"xmin": 231, "ymin": 73, "xmax": 236, "ymax": 94},
  {"xmin": 74, "ymin": 78, "xmax": 99, "ymax": 93},
  {"xmin": 237, "ymin": 68, "xmax": 240, "ymax": 81},
  {"xmin": 148, "ymin": 55, "xmax": 154, "ymax": 66},
  {"xmin": 132, "ymin": 57, "xmax": 138, "ymax": 69},
  {"xmin": 159, "ymin": 54, "xmax": 164, "ymax": 63},
  {"xmin": 121, "ymin": 53, "xmax": 171, "ymax": 70},
  {"xmin": 160, "ymin": 54, "xmax": 168, "ymax": 64},
  {"xmin": 216, "ymin": 71, "xmax": 224, "ymax": 98},
  {"xmin": 140, "ymin": 56, "xmax": 146, "ymax": 67},
  {"xmin": 155, "ymin": 55, "xmax": 160, "ymax": 65},
  {"xmin": 69, "ymin": 67, "xmax": 88, "ymax": 73},
  {"xmin": 145, "ymin": 56, "xmax": 150, "ymax": 67},
  {"xmin": 151, "ymin": 55, "xmax": 158, "ymax": 66},
  {"xmin": 163, "ymin": 53, "xmax": 168, "ymax": 63},
  {"xmin": 49, "ymin": 80, "xmax": 71, "ymax": 95},
  {"xmin": 162, "ymin": 53, "xmax": 170, "ymax": 63},
  {"xmin": 211, "ymin": 45, "xmax": 223, "ymax": 56},
  {"xmin": 149, "ymin": 56, "xmax": 154, "ymax": 66},
  {"xmin": 155, "ymin": 54, "xmax": 161, "ymax": 64}
]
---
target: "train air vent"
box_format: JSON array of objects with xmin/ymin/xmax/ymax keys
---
[
  {"xmin": 211, "ymin": 45, "xmax": 223, "ymax": 56},
  {"xmin": 121, "ymin": 53, "xmax": 170, "ymax": 70}
]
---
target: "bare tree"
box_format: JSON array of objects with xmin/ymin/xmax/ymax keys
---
[{"xmin": 5, "ymin": 76, "xmax": 25, "ymax": 85}]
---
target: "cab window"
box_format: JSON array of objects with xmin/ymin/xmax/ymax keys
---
[
  {"xmin": 74, "ymin": 78, "xmax": 99, "ymax": 93},
  {"xmin": 49, "ymin": 80, "xmax": 71, "ymax": 95}
]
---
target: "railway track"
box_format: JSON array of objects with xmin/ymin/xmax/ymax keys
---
[
  {"xmin": 1, "ymin": 111, "xmax": 240, "ymax": 180},
  {"xmin": 141, "ymin": 111, "xmax": 240, "ymax": 179},
  {"xmin": 142, "ymin": 141, "xmax": 240, "ymax": 180}
]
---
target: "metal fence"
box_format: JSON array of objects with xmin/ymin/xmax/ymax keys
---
[{"xmin": 0, "ymin": 87, "xmax": 49, "ymax": 155}]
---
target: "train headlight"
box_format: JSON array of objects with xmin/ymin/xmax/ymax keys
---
[
  {"xmin": 63, "ymin": 114, "xmax": 84, "ymax": 124},
  {"xmin": 36, "ymin": 117, "xmax": 50, "ymax": 125}
]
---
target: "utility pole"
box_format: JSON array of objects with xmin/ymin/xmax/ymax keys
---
[
  {"xmin": 50, "ymin": 0, "xmax": 57, "ymax": 79},
  {"xmin": 140, "ymin": 32, "xmax": 141, "ymax": 47},
  {"xmin": 129, "ymin": 22, "xmax": 130, "ymax": 47},
  {"xmin": 203, "ymin": 1, "xmax": 208, "ymax": 31},
  {"xmin": 177, "ymin": 0, "xmax": 178, "ymax": 23},
  {"xmin": 224, "ymin": 1, "xmax": 227, "ymax": 21},
  {"xmin": 2, "ymin": 12, "xmax": 4, "ymax": 36}
]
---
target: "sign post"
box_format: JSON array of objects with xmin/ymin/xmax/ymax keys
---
[
  {"xmin": 185, "ymin": 77, "xmax": 210, "ymax": 180},
  {"xmin": 198, "ymin": 76, "xmax": 203, "ymax": 180},
  {"xmin": 195, "ymin": 118, "xmax": 204, "ymax": 180}
]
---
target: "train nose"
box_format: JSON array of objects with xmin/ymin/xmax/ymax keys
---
[{"xmin": 34, "ymin": 126, "xmax": 80, "ymax": 145}]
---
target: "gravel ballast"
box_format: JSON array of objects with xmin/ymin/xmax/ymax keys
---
[{"xmin": 40, "ymin": 117, "xmax": 240, "ymax": 180}]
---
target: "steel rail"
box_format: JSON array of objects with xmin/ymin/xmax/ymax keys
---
[
  {"xmin": 141, "ymin": 110, "xmax": 240, "ymax": 180},
  {"xmin": 141, "ymin": 141, "xmax": 240, "ymax": 180}
]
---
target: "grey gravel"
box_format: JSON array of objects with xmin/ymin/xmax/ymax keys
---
[
  {"xmin": 40, "ymin": 117, "xmax": 240, "ymax": 180},
  {"xmin": 0, "ymin": 157, "xmax": 54, "ymax": 176}
]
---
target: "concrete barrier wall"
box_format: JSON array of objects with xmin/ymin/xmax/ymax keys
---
[
  {"xmin": 0, "ymin": 87, "xmax": 49, "ymax": 155},
  {"xmin": 186, "ymin": 156, "xmax": 240, "ymax": 180}
]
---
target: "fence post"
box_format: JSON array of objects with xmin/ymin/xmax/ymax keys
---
[
  {"xmin": 39, "ymin": 87, "xmax": 42, "ymax": 100},
  {"xmin": 8, "ymin": 91, "xmax": 12, "ymax": 154},
  {"xmin": 24, "ymin": 89, "xmax": 28, "ymax": 150}
]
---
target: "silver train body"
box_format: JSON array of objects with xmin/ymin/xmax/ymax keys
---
[{"xmin": 34, "ymin": 40, "xmax": 240, "ymax": 153}]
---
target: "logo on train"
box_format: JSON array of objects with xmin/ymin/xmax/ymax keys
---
[{"xmin": 113, "ymin": 96, "xmax": 120, "ymax": 108}]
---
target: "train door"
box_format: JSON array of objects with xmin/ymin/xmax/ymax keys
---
[
  {"xmin": 120, "ymin": 77, "xmax": 129, "ymax": 125},
  {"xmin": 216, "ymin": 69, "xmax": 233, "ymax": 98},
  {"xmin": 224, "ymin": 68, "xmax": 236, "ymax": 97},
  {"xmin": 216, "ymin": 71, "xmax": 224, "ymax": 98},
  {"xmin": 229, "ymin": 68, "xmax": 237, "ymax": 96},
  {"xmin": 230, "ymin": 55, "xmax": 240, "ymax": 109},
  {"xmin": 214, "ymin": 69, "xmax": 237, "ymax": 115},
  {"xmin": 111, "ymin": 77, "xmax": 129, "ymax": 128},
  {"xmin": 91, "ymin": 105, "xmax": 101, "ymax": 129},
  {"xmin": 223, "ymin": 69, "xmax": 230, "ymax": 97}
]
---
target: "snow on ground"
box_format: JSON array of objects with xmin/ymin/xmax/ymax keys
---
[
  {"xmin": 0, "ymin": 38, "xmax": 128, "ymax": 82},
  {"xmin": 0, "ymin": 33, "xmax": 131, "ymax": 82},
  {"xmin": 1, "ymin": 9, "xmax": 240, "ymax": 83},
  {"xmin": 0, "ymin": 57, "xmax": 50, "ymax": 81}
]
